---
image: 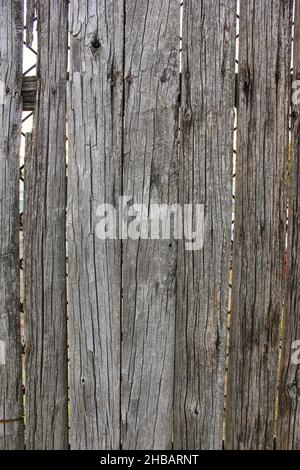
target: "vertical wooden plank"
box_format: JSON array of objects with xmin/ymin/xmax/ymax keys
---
[
  {"xmin": 0, "ymin": 0, "xmax": 24, "ymax": 450},
  {"xmin": 25, "ymin": 0, "xmax": 35, "ymax": 47},
  {"xmin": 68, "ymin": 0, "xmax": 123, "ymax": 449},
  {"xmin": 277, "ymin": 0, "xmax": 300, "ymax": 450},
  {"xmin": 225, "ymin": 0, "xmax": 292, "ymax": 450},
  {"xmin": 121, "ymin": 0, "xmax": 180, "ymax": 450},
  {"xmin": 174, "ymin": 0, "xmax": 236, "ymax": 450},
  {"xmin": 24, "ymin": 0, "xmax": 68, "ymax": 449}
]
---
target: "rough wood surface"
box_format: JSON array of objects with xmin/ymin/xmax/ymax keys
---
[
  {"xmin": 2, "ymin": 0, "xmax": 298, "ymax": 452},
  {"xmin": 121, "ymin": 0, "xmax": 180, "ymax": 450},
  {"xmin": 277, "ymin": 0, "xmax": 300, "ymax": 450},
  {"xmin": 25, "ymin": 0, "xmax": 35, "ymax": 47},
  {"xmin": 24, "ymin": 0, "xmax": 68, "ymax": 449},
  {"xmin": 0, "ymin": 0, "xmax": 24, "ymax": 450},
  {"xmin": 68, "ymin": 0, "xmax": 123, "ymax": 449},
  {"xmin": 174, "ymin": 0, "xmax": 236, "ymax": 450},
  {"xmin": 225, "ymin": 0, "xmax": 292, "ymax": 450}
]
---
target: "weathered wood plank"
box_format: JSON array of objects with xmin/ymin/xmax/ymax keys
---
[
  {"xmin": 68, "ymin": 0, "xmax": 124, "ymax": 449},
  {"xmin": 24, "ymin": 0, "xmax": 68, "ymax": 449},
  {"xmin": 0, "ymin": 0, "xmax": 24, "ymax": 450},
  {"xmin": 174, "ymin": 0, "xmax": 236, "ymax": 450},
  {"xmin": 25, "ymin": 0, "xmax": 35, "ymax": 47},
  {"xmin": 277, "ymin": 0, "xmax": 300, "ymax": 450},
  {"xmin": 225, "ymin": 0, "xmax": 292, "ymax": 450},
  {"xmin": 121, "ymin": 0, "xmax": 180, "ymax": 450}
]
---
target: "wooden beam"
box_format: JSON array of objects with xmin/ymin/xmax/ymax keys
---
[
  {"xmin": 24, "ymin": 0, "xmax": 69, "ymax": 449},
  {"xmin": 0, "ymin": 0, "xmax": 24, "ymax": 450},
  {"xmin": 121, "ymin": 0, "xmax": 180, "ymax": 450},
  {"xmin": 174, "ymin": 0, "xmax": 236, "ymax": 450},
  {"xmin": 67, "ymin": 0, "xmax": 123, "ymax": 449},
  {"xmin": 277, "ymin": 0, "xmax": 300, "ymax": 450},
  {"xmin": 225, "ymin": 0, "xmax": 292, "ymax": 450}
]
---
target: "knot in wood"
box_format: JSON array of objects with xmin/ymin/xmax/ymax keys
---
[{"xmin": 90, "ymin": 33, "xmax": 101, "ymax": 56}]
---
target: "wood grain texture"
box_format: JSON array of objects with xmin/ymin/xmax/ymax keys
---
[
  {"xmin": 0, "ymin": 0, "xmax": 24, "ymax": 450},
  {"xmin": 25, "ymin": 0, "xmax": 35, "ymax": 47},
  {"xmin": 174, "ymin": 0, "xmax": 236, "ymax": 450},
  {"xmin": 277, "ymin": 0, "xmax": 300, "ymax": 450},
  {"xmin": 24, "ymin": 0, "xmax": 68, "ymax": 449},
  {"xmin": 225, "ymin": 0, "xmax": 292, "ymax": 450},
  {"xmin": 67, "ymin": 0, "xmax": 124, "ymax": 450},
  {"xmin": 121, "ymin": 0, "xmax": 180, "ymax": 450}
]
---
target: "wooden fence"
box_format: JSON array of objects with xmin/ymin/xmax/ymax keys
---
[{"xmin": 0, "ymin": 0, "xmax": 300, "ymax": 450}]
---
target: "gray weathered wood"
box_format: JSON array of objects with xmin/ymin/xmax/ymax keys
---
[
  {"xmin": 174, "ymin": 0, "xmax": 236, "ymax": 450},
  {"xmin": 24, "ymin": 0, "xmax": 68, "ymax": 449},
  {"xmin": 277, "ymin": 0, "xmax": 300, "ymax": 450},
  {"xmin": 225, "ymin": 0, "xmax": 292, "ymax": 450},
  {"xmin": 0, "ymin": 0, "xmax": 24, "ymax": 450},
  {"xmin": 68, "ymin": 0, "xmax": 123, "ymax": 449},
  {"xmin": 25, "ymin": 0, "xmax": 35, "ymax": 47},
  {"xmin": 121, "ymin": 0, "xmax": 180, "ymax": 450}
]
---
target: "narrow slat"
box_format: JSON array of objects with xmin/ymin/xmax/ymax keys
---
[
  {"xmin": 25, "ymin": 0, "xmax": 35, "ymax": 47},
  {"xmin": 121, "ymin": 0, "xmax": 180, "ymax": 450},
  {"xmin": 24, "ymin": 0, "xmax": 68, "ymax": 449},
  {"xmin": 225, "ymin": 0, "xmax": 292, "ymax": 450},
  {"xmin": 68, "ymin": 0, "xmax": 124, "ymax": 449},
  {"xmin": 174, "ymin": 0, "xmax": 236, "ymax": 450},
  {"xmin": 0, "ymin": 0, "xmax": 24, "ymax": 450},
  {"xmin": 277, "ymin": 0, "xmax": 300, "ymax": 450}
]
